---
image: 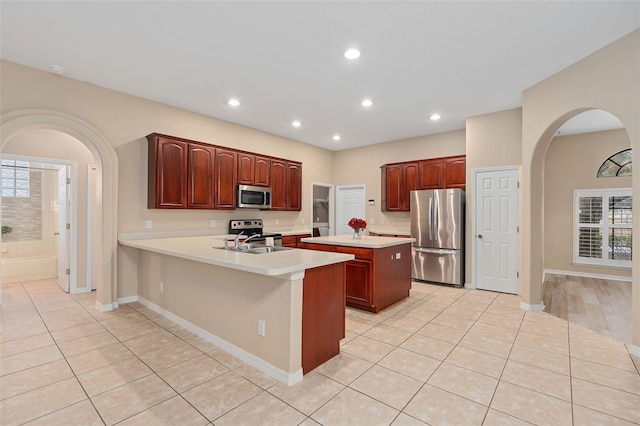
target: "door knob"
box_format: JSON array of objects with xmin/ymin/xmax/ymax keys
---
[
  {"xmin": 53, "ymin": 232, "xmax": 60, "ymax": 236},
  {"xmin": 477, "ymin": 234, "xmax": 483, "ymax": 239}
]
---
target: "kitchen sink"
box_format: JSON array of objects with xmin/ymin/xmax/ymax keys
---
[{"xmin": 215, "ymin": 244, "xmax": 292, "ymax": 254}]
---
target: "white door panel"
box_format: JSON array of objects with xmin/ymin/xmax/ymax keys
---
[
  {"xmin": 474, "ymin": 167, "xmax": 518, "ymax": 294},
  {"xmin": 337, "ymin": 185, "xmax": 366, "ymax": 235},
  {"xmin": 57, "ymin": 166, "xmax": 70, "ymax": 292}
]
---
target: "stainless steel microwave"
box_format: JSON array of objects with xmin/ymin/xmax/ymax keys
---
[{"xmin": 237, "ymin": 185, "xmax": 272, "ymax": 209}]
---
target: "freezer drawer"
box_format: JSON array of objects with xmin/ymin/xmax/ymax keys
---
[{"xmin": 411, "ymin": 247, "xmax": 463, "ymax": 287}]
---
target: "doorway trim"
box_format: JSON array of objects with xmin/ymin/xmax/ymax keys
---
[
  {"xmin": 310, "ymin": 182, "xmax": 334, "ymax": 236},
  {"xmin": 1, "ymin": 109, "xmax": 118, "ymax": 311}
]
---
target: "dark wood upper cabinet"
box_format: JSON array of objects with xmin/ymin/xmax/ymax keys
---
[
  {"xmin": 148, "ymin": 135, "xmax": 188, "ymax": 209},
  {"xmin": 381, "ymin": 155, "xmax": 466, "ymax": 212},
  {"xmin": 215, "ymin": 149, "xmax": 237, "ymax": 209},
  {"xmin": 147, "ymin": 133, "xmax": 301, "ymax": 210},
  {"xmin": 254, "ymin": 156, "xmax": 270, "ymax": 187},
  {"xmin": 237, "ymin": 152, "xmax": 255, "ymax": 186},
  {"xmin": 418, "ymin": 159, "xmax": 444, "ymax": 189},
  {"xmin": 443, "ymin": 156, "xmax": 466, "ymax": 189},
  {"xmin": 287, "ymin": 162, "xmax": 302, "ymax": 211},
  {"xmin": 270, "ymin": 159, "xmax": 287, "ymax": 210},
  {"xmin": 188, "ymin": 144, "xmax": 215, "ymax": 209}
]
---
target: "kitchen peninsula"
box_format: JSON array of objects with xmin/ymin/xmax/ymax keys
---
[
  {"xmin": 118, "ymin": 235, "xmax": 353, "ymax": 385},
  {"xmin": 299, "ymin": 235, "xmax": 414, "ymax": 313}
]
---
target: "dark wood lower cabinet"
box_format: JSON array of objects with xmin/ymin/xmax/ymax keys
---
[
  {"xmin": 300, "ymin": 242, "xmax": 412, "ymax": 313},
  {"xmin": 302, "ymin": 262, "xmax": 345, "ymax": 374}
]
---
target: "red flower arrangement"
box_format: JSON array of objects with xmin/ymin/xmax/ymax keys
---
[{"xmin": 348, "ymin": 217, "xmax": 367, "ymax": 231}]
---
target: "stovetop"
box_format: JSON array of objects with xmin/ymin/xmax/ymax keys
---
[{"xmin": 228, "ymin": 219, "xmax": 281, "ymax": 239}]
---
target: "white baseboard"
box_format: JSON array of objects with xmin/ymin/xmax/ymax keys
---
[
  {"xmin": 520, "ymin": 301, "xmax": 545, "ymax": 312},
  {"xmin": 464, "ymin": 282, "xmax": 476, "ymax": 290},
  {"xmin": 137, "ymin": 296, "xmax": 303, "ymax": 386},
  {"xmin": 544, "ymin": 269, "xmax": 632, "ymax": 283},
  {"xmin": 117, "ymin": 295, "xmax": 138, "ymax": 305},
  {"xmin": 629, "ymin": 345, "xmax": 640, "ymax": 358},
  {"xmin": 94, "ymin": 300, "xmax": 117, "ymax": 312}
]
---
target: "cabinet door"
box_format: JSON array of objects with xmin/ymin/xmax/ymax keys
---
[
  {"xmin": 148, "ymin": 136, "xmax": 188, "ymax": 208},
  {"xmin": 418, "ymin": 159, "xmax": 443, "ymax": 189},
  {"xmin": 402, "ymin": 162, "xmax": 419, "ymax": 210},
  {"xmin": 270, "ymin": 160, "xmax": 287, "ymax": 210},
  {"xmin": 237, "ymin": 153, "xmax": 254, "ymax": 186},
  {"xmin": 215, "ymin": 149, "xmax": 237, "ymax": 209},
  {"xmin": 345, "ymin": 259, "xmax": 372, "ymax": 307},
  {"xmin": 382, "ymin": 164, "xmax": 403, "ymax": 211},
  {"xmin": 254, "ymin": 156, "xmax": 271, "ymax": 187},
  {"xmin": 287, "ymin": 162, "xmax": 302, "ymax": 211},
  {"xmin": 444, "ymin": 156, "xmax": 466, "ymax": 189},
  {"xmin": 281, "ymin": 235, "xmax": 297, "ymax": 248},
  {"xmin": 188, "ymin": 144, "xmax": 215, "ymax": 209}
]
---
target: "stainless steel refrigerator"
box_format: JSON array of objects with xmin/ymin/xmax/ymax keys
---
[{"xmin": 410, "ymin": 189, "xmax": 465, "ymax": 286}]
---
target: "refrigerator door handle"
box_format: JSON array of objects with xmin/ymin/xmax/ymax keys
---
[
  {"xmin": 433, "ymin": 195, "xmax": 438, "ymax": 242},
  {"xmin": 428, "ymin": 197, "xmax": 433, "ymax": 241},
  {"xmin": 413, "ymin": 247, "xmax": 458, "ymax": 255}
]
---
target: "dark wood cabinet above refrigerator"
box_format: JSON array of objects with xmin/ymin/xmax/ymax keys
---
[{"xmin": 381, "ymin": 155, "xmax": 465, "ymax": 212}]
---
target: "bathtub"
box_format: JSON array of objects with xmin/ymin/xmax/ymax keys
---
[{"xmin": 1, "ymin": 254, "xmax": 58, "ymax": 283}]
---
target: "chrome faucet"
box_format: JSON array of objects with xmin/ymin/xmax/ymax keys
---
[
  {"xmin": 239, "ymin": 233, "xmax": 261, "ymax": 249},
  {"xmin": 233, "ymin": 231, "xmax": 245, "ymax": 249}
]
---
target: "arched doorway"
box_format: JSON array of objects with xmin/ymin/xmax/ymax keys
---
[
  {"xmin": 1, "ymin": 109, "xmax": 118, "ymax": 311},
  {"xmin": 542, "ymin": 109, "xmax": 632, "ymax": 342}
]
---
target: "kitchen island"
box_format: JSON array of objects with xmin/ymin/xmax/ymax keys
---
[
  {"xmin": 299, "ymin": 235, "xmax": 415, "ymax": 313},
  {"xmin": 118, "ymin": 235, "xmax": 353, "ymax": 385}
]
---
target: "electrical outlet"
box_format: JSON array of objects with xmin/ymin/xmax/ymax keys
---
[
  {"xmin": 275, "ymin": 219, "xmax": 279, "ymax": 225},
  {"xmin": 211, "ymin": 219, "xmax": 216, "ymax": 227},
  {"xmin": 257, "ymin": 319, "xmax": 266, "ymax": 336},
  {"xmin": 396, "ymin": 252, "xmax": 401, "ymax": 259},
  {"xmin": 301, "ymin": 217, "xmax": 305, "ymax": 224},
  {"xmin": 160, "ymin": 281, "xmax": 164, "ymax": 292},
  {"xmin": 370, "ymin": 218, "xmax": 375, "ymax": 225},
  {"xmin": 145, "ymin": 220, "xmax": 152, "ymax": 229}
]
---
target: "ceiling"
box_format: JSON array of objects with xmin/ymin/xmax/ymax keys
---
[{"xmin": 1, "ymin": 2, "xmax": 638, "ymax": 151}]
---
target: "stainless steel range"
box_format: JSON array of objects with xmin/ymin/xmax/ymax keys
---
[{"xmin": 228, "ymin": 219, "xmax": 282, "ymax": 246}]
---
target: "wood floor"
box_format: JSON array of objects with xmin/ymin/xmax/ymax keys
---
[{"xmin": 543, "ymin": 273, "xmax": 632, "ymax": 343}]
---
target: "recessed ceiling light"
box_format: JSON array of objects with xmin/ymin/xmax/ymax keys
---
[
  {"xmin": 228, "ymin": 98, "xmax": 240, "ymax": 107},
  {"xmin": 361, "ymin": 99, "xmax": 373, "ymax": 107},
  {"xmin": 344, "ymin": 48, "xmax": 361, "ymax": 60},
  {"xmin": 50, "ymin": 65, "xmax": 66, "ymax": 75},
  {"xmin": 291, "ymin": 121, "xmax": 302, "ymax": 128},
  {"xmin": 332, "ymin": 135, "xmax": 341, "ymax": 141},
  {"xmin": 430, "ymin": 113, "xmax": 441, "ymax": 121}
]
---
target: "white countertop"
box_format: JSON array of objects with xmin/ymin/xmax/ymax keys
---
[
  {"xmin": 300, "ymin": 235, "xmax": 415, "ymax": 249},
  {"xmin": 119, "ymin": 235, "xmax": 353, "ymax": 277}
]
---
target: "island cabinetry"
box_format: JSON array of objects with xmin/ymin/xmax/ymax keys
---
[
  {"xmin": 271, "ymin": 160, "xmax": 303, "ymax": 211},
  {"xmin": 214, "ymin": 149, "xmax": 237, "ymax": 209},
  {"xmin": 282, "ymin": 233, "xmax": 312, "ymax": 248},
  {"xmin": 302, "ymin": 262, "xmax": 346, "ymax": 373},
  {"xmin": 381, "ymin": 155, "xmax": 466, "ymax": 212},
  {"xmin": 300, "ymin": 240, "xmax": 411, "ymax": 313}
]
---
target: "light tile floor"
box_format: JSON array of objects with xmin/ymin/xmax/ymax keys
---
[{"xmin": 1, "ymin": 279, "xmax": 639, "ymax": 425}]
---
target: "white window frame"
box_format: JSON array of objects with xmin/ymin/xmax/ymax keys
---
[
  {"xmin": 573, "ymin": 188, "xmax": 632, "ymax": 269},
  {"xmin": 1, "ymin": 159, "xmax": 30, "ymax": 197}
]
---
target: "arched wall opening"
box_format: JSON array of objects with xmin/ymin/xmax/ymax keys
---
[{"xmin": 1, "ymin": 109, "xmax": 118, "ymax": 311}]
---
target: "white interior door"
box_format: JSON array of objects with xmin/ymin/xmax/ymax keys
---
[
  {"xmin": 336, "ymin": 185, "xmax": 366, "ymax": 235},
  {"xmin": 57, "ymin": 166, "xmax": 70, "ymax": 292},
  {"xmin": 473, "ymin": 167, "xmax": 518, "ymax": 294}
]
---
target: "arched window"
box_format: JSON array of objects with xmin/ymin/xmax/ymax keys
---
[{"xmin": 597, "ymin": 148, "xmax": 632, "ymax": 177}]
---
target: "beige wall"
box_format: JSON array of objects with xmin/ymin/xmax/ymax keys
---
[
  {"xmin": 465, "ymin": 108, "xmax": 523, "ymax": 284},
  {"xmin": 3, "ymin": 129, "xmax": 95, "ymax": 290},
  {"xmin": 544, "ymin": 129, "xmax": 632, "ymax": 278},
  {"xmin": 333, "ymin": 130, "xmax": 466, "ymax": 234},
  {"xmin": 522, "ymin": 29, "xmax": 639, "ymax": 345},
  {"xmin": 135, "ymin": 248, "xmax": 302, "ymax": 375},
  {"xmin": 0, "ymin": 60, "xmax": 335, "ymax": 301}
]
